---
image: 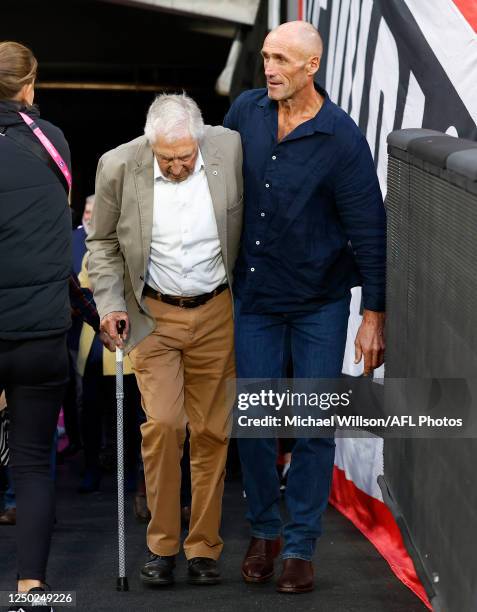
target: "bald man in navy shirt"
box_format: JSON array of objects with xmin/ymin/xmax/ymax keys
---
[{"xmin": 224, "ymin": 21, "xmax": 386, "ymax": 594}]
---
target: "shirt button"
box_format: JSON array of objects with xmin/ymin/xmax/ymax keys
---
[
  {"xmin": 265, "ymin": 183, "xmax": 270, "ymax": 188},
  {"xmin": 250, "ymin": 267, "xmax": 255, "ymax": 272},
  {"xmin": 260, "ymin": 212, "xmax": 265, "ymax": 217},
  {"xmin": 272, "ymin": 155, "xmax": 276, "ymax": 160},
  {"xmin": 256, "ymin": 241, "xmax": 260, "ymax": 245}
]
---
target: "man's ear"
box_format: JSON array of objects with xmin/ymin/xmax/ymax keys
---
[{"xmin": 307, "ymin": 55, "xmax": 320, "ymax": 77}]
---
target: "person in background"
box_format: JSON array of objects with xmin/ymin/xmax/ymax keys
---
[
  {"xmin": 58, "ymin": 199, "xmax": 96, "ymax": 462},
  {"xmin": 81, "ymin": 194, "xmax": 95, "ymax": 231},
  {"xmin": 0, "ymin": 41, "xmax": 71, "ymax": 609},
  {"xmin": 72, "ymin": 195, "xmax": 94, "ymax": 277},
  {"xmin": 74, "ymin": 196, "xmax": 148, "ymax": 521},
  {"xmin": 76, "ymin": 258, "xmax": 143, "ymax": 498},
  {"xmin": 224, "ymin": 21, "xmax": 386, "ymax": 593}
]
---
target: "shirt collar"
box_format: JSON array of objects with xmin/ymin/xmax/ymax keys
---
[
  {"xmin": 256, "ymin": 82, "xmax": 335, "ymax": 135},
  {"xmin": 154, "ymin": 147, "xmax": 204, "ymax": 182}
]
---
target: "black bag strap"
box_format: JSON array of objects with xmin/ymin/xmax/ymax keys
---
[{"xmin": 0, "ymin": 124, "xmax": 69, "ymax": 195}]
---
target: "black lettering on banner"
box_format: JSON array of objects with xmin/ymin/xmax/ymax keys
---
[{"xmin": 305, "ymin": 0, "xmax": 476, "ymax": 152}]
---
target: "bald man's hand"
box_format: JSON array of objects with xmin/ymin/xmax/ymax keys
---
[
  {"xmin": 100, "ymin": 311, "xmax": 129, "ymax": 349},
  {"xmin": 354, "ymin": 310, "xmax": 385, "ymax": 376}
]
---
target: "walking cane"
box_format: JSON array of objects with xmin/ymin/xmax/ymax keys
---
[{"xmin": 116, "ymin": 319, "xmax": 129, "ymax": 591}]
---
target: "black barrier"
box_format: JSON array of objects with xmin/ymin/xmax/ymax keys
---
[{"xmin": 384, "ymin": 129, "xmax": 477, "ymax": 612}]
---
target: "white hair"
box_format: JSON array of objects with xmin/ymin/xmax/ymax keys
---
[{"xmin": 144, "ymin": 92, "xmax": 205, "ymax": 145}]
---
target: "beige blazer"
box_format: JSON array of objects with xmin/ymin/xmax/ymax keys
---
[{"xmin": 86, "ymin": 126, "xmax": 243, "ymax": 352}]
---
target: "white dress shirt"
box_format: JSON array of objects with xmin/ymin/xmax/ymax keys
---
[{"xmin": 146, "ymin": 149, "xmax": 227, "ymax": 297}]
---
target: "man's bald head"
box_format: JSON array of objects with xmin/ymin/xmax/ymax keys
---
[
  {"xmin": 265, "ymin": 21, "xmax": 323, "ymax": 60},
  {"xmin": 261, "ymin": 21, "xmax": 323, "ymax": 102}
]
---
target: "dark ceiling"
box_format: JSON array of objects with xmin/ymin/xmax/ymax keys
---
[{"xmin": 1, "ymin": 0, "xmax": 235, "ymax": 217}]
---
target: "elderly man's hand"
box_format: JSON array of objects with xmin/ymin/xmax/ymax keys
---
[
  {"xmin": 100, "ymin": 311, "xmax": 129, "ymax": 349},
  {"xmin": 354, "ymin": 310, "xmax": 385, "ymax": 376},
  {"xmin": 98, "ymin": 330, "xmax": 117, "ymax": 352}
]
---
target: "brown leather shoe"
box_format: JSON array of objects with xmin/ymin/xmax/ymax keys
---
[
  {"xmin": 0, "ymin": 507, "xmax": 16, "ymax": 525},
  {"xmin": 276, "ymin": 558, "xmax": 314, "ymax": 593},
  {"xmin": 133, "ymin": 494, "xmax": 151, "ymax": 523},
  {"xmin": 241, "ymin": 536, "xmax": 281, "ymax": 583}
]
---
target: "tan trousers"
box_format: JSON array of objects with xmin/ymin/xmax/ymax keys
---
[{"xmin": 129, "ymin": 289, "xmax": 235, "ymax": 560}]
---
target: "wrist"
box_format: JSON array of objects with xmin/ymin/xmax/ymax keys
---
[{"xmin": 362, "ymin": 309, "xmax": 385, "ymax": 325}]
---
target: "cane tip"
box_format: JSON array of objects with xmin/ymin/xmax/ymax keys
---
[{"xmin": 116, "ymin": 576, "xmax": 129, "ymax": 591}]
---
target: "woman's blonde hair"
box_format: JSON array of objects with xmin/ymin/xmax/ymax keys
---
[{"xmin": 0, "ymin": 41, "xmax": 37, "ymax": 100}]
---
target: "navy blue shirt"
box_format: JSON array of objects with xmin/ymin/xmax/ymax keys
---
[{"xmin": 224, "ymin": 85, "xmax": 386, "ymax": 313}]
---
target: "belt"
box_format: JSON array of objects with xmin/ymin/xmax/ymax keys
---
[{"xmin": 143, "ymin": 283, "xmax": 228, "ymax": 308}]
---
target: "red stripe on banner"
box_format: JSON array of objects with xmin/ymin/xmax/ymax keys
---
[
  {"xmin": 453, "ymin": 0, "xmax": 477, "ymax": 31},
  {"xmin": 330, "ymin": 466, "xmax": 431, "ymax": 609},
  {"xmin": 297, "ymin": 0, "xmax": 303, "ymax": 21}
]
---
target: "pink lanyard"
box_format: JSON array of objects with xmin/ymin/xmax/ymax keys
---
[{"xmin": 18, "ymin": 111, "xmax": 72, "ymax": 191}]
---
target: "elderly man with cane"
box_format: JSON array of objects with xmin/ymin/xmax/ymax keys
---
[{"xmin": 87, "ymin": 93, "xmax": 243, "ymax": 586}]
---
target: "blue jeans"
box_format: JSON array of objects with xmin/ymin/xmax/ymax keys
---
[{"xmin": 234, "ymin": 293, "xmax": 351, "ymax": 561}]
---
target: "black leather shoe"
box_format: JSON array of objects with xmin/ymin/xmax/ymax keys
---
[
  {"xmin": 140, "ymin": 553, "xmax": 175, "ymax": 586},
  {"xmin": 187, "ymin": 557, "xmax": 221, "ymax": 585}
]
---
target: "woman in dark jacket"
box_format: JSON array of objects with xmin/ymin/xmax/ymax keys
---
[{"xmin": 0, "ymin": 41, "xmax": 72, "ymax": 606}]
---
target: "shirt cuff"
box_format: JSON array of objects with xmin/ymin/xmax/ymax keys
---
[{"xmin": 362, "ymin": 291, "xmax": 385, "ymax": 313}]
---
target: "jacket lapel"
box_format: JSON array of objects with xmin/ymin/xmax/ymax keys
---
[
  {"xmin": 201, "ymin": 132, "xmax": 228, "ymax": 265},
  {"xmin": 133, "ymin": 139, "xmax": 154, "ymax": 277}
]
